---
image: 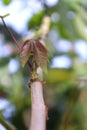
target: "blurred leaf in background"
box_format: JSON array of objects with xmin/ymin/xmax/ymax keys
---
[{"xmin": 2, "ymin": 0, "xmax": 11, "ymax": 5}]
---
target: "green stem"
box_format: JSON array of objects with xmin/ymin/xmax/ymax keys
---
[{"xmin": 0, "ymin": 116, "xmax": 15, "ymax": 130}]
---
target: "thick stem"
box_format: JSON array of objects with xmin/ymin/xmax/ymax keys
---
[{"xmin": 29, "ymin": 81, "xmax": 46, "ymax": 130}]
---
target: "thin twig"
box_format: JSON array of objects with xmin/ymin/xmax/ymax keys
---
[
  {"xmin": 27, "ymin": 60, "xmax": 33, "ymax": 71},
  {"xmin": 0, "ymin": 16, "xmax": 21, "ymax": 51},
  {"xmin": 0, "ymin": 116, "xmax": 16, "ymax": 130},
  {"xmin": 0, "ymin": 15, "xmax": 33, "ymax": 70}
]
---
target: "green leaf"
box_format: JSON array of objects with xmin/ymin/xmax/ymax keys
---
[
  {"xmin": 46, "ymin": 68, "xmax": 73, "ymax": 83},
  {"xmin": 74, "ymin": 14, "xmax": 87, "ymax": 40},
  {"xmin": 0, "ymin": 13, "xmax": 10, "ymax": 18},
  {"xmin": 28, "ymin": 10, "xmax": 44, "ymax": 29},
  {"xmin": 2, "ymin": 0, "xmax": 11, "ymax": 5}
]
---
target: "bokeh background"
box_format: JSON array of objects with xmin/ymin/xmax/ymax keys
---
[{"xmin": 0, "ymin": 0, "xmax": 87, "ymax": 130}]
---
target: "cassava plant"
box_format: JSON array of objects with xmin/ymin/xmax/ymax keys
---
[{"xmin": 0, "ymin": 14, "xmax": 48, "ymax": 130}]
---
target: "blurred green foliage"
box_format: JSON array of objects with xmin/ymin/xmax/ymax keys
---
[
  {"xmin": 0, "ymin": 0, "xmax": 87, "ymax": 130},
  {"xmin": 28, "ymin": 10, "xmax": 45, "ymax": 30},
  {"xmin": 2, "ymin": 0, "xmax": 11, "ymax": 5}
]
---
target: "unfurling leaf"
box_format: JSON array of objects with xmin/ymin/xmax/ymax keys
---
[
  {"xmin": 20, "ymin": 40, "xmax": 32, "ymax": 67},
  {"xmin": 33, "ymin": 40, "xmax": 48, "ymax": 67},
  {"xmin": 20, "ymin": 39, "xmax": 48, "ymax": 69}
]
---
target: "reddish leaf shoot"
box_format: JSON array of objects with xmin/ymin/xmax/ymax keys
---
[
  {"xmin": 0, "ymin": 14, "xmax": 48, "ymax": 72},
  {"xmin": 20, "ymin": 39, "xmax": 48, "ymax": 69}
]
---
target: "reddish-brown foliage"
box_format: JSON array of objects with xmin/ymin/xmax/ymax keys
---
[{"xmin": 20, "ymin": 39, "xmax": 48, "ymax": 69}]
